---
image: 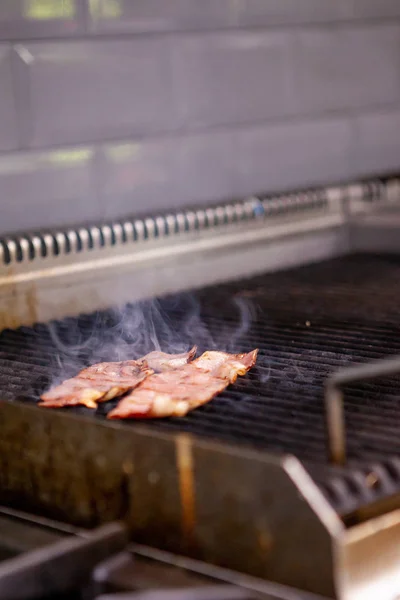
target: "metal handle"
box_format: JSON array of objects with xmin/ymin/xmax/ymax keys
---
[{"xmin": 325, "ymin": 355, "xmax": 400, "ymax": 465}]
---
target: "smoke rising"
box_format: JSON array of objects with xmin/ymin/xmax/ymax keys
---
[{"xmin": 43, "ymin": 291, "xmax": 259, "ymax": 387}]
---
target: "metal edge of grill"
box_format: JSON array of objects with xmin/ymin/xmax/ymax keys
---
[
  {"xmin": 0, "ymin": 176, "xmax": 398, "ymax": 269},
  {"xmin": 0, "ymin": 174, "xmax": 399, "ymax": 332},
  {"xmin": 1, "ymin": 397, "xmax": 400, "ymax": 600}
]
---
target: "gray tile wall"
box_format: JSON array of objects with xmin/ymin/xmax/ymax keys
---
[{"xmin": 0, "ymin": 0, "xmax": 400, "ymax": 234}]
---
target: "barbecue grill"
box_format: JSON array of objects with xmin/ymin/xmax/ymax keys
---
[{"xmin": 1, "ymin": 176, "xmax": 400, "ymax": 600}]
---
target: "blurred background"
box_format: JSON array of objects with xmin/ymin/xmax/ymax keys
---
[{"xmin": 0, "ymin": 0, "xmax": 399, "ymax": 235}]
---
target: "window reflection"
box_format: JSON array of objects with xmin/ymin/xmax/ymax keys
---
[
  {"xmin": 89, "ymin": 0, "xmax": 123, "ymax": 19},
  {"xmin": 23, "ymin": 0, "xmax": 76, "ymax": 20}
]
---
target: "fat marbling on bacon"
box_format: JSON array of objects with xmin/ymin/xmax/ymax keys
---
[
  {"xmin": 107, "ymin": 349, "xmax": 258, "ymax": 419},
  {"xmin": 139, "ymin": 346, "xmax": 197, "ymax": 372},
  {"xmin": 39, "ymin": 347, "xmax": 196, "ymax": 409}
]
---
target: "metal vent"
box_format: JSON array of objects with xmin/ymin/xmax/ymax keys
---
[{"xmin": 2, "ymin": 177, "xmax": 397, "ymax": 267}]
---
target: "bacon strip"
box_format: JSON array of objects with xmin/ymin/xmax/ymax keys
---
[
  {"xmin": 39, "ymin": 348, "xmax": 196, "ymax": 409},
  {"xmin": 107, "ymin": 349, "xmax": 258, "ymax": 420},
  {"xmin": 139, "ymin": 346, "xmax": 197, "ymax": 372},
  {"xmin": 39, "ymin": 361, "xmax": 152, "ymax": 409}
]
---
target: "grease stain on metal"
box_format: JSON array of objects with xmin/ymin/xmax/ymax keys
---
[
  {"xmin": 122, "ymin": 459, "xmax": 134, "ymax": 476},
  {"xmin": 176, "ymin": 434, "xmax": 196, "ymax": 547}
]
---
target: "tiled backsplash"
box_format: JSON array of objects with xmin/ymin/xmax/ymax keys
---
[{"xmin": 0, "ymin": 0, "xmax": 400, "ymax": 234}]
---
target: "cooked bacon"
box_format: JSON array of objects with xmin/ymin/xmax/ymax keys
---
[
  {"xmin": 107, "ymin": 349, "xmax": 258, "ymax": 419},
  {"xmin": 138, "ymin": 346, "xmax": 197, "ymax": 372},
  {"xmin": 39, "ymin": 361, "xmax": 152, "ymax": 409},
  {"xmin": 39, "ymin": 348, "xmax": 197, "ymax": 409}
]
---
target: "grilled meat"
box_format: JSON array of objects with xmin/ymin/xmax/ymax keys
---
[
  {"xmin": 39, "ymin": 361, "xmax": 152, "ymax": 409},
  {"xmin": 108, "ymin": 349, "xmax": 258, "ymax": 419},
  {"xmin": 139, "ymin": 346, "xmax": 197, "ymax": 372},
  {"xmin": 39, "ymin": 348, "xmax": 196, "ymax": 409}
]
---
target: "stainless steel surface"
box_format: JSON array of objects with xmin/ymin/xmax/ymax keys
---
[
  {"xmin": 5, "ymin": 499, "xmax": 400, "ymax": 600},
  {"xmin": 325, "ymin": 355, "xmax": 400, "ymax": 465},
  {"xmin": 0, "ymin": 506, "xmax": 325, "ymax": 600},
  {"xmin": 97, "ymin": 586, "xmax": 258, "ymax": 600},
  {"xmin": 0, "ymin": 177, "xmax": 400, "ymax": 598},
  {"xmin": 0, "ymin": 4, "xmax": 399, "ymax": 595},
  {"xmin": 3, "ymin": 395, "xmax": 400, "ymax": 598},
  {"xmin": 0, "ymin": 223, "xmax": 346, "ymax": 330},
  {"xmin": 129, "ymin": 545, "xmax": 329, "ymax": 600},
  {"xmin": 0, "ymin": 184, "xmax": 349, "ymax": 329},
  {"xmin": 0, "ymin": 174, "xmax": 399, "ymax": 330},
  {"xmin": 0, "ymin": 187, "xmax": 336, "ymax": 267},
  {"xmin": 350, "ymin": 210, "xmax": 400, "ymax": 254},
  {"xmin": 0, "ymin": 399, "xmax": 337, "ymax": 597},
  {"xmin": 0, "ymin": 521, "xmax": 127, "ymax": 600},
  {"xmin": 336, "ymin": 509, "xmax": 400, "ymax": 600}
]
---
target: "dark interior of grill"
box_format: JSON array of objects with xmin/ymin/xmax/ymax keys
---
[{"xmin": 3, "ymin": 253, "xmax": 400, "ymax": 509}]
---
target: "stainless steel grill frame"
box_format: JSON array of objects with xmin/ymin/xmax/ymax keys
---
[{"xmin": 1, "ymin": 175, "xmax": 400, "ymax": 599}]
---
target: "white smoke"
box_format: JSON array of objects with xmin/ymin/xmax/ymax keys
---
[{"xmin": 43, "ymin": 292, "xmax": 259, "ymax": 388}]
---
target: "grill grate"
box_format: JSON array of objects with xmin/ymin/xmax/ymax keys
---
[{"xmin": 2, "ymin": 254, "xmax": 400, "ymax": 512}]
